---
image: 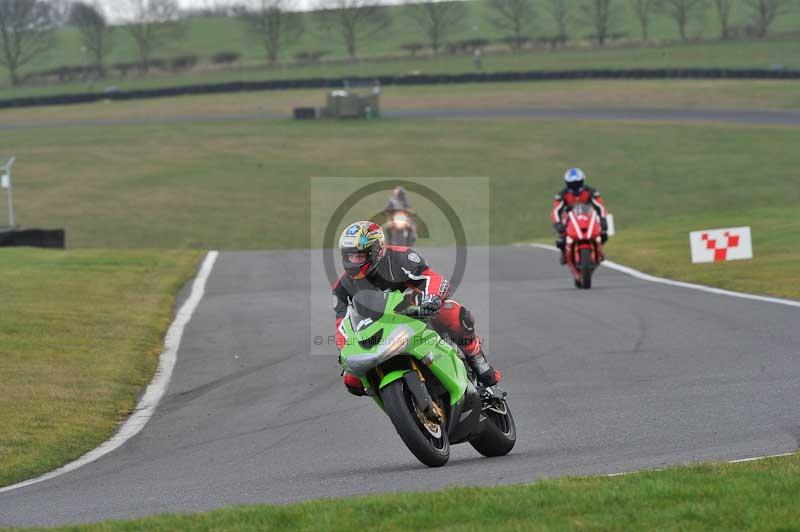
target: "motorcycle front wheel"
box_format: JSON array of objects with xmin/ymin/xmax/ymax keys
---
[
  {"xmin": 579, "ymin": 248, "xmax": 593, "ymax": 289},
  {"xmin": 382, "ymin": 379, "xmax": 450, "ymax": 467}
]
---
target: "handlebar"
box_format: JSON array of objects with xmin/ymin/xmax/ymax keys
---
[{"xmin": 400, "ymin": 305, "xmax": 435, "ymax": 320}]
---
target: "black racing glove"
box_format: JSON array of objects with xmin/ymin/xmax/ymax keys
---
[
  {"xmin": 554, "ymin": 222, "xmax": 566, "ymax": 235},
  {"xmin": 419, "ymin": 294, "xmax": 442, "ymax": 316},
  {"xmin": 601, "ymin": 232, "xmax": 609, "ymax": 244}
]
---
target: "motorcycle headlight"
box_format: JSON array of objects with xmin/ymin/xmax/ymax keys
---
[{"xmin": 378, "ymin": 326, "xmax": 413, "ymax": 357}]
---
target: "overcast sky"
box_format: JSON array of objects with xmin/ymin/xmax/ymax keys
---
[
  {"xmin": 99, "ymin": 0, "xmax": 326, "ymax": 17},
  {"xmin": 99, "ymin": 0, "xmax": 410, "ymax": 18}
]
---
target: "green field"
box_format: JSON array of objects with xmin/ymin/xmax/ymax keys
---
[
  {"xmin": 3, "ymin": 36, "xmax": 800, "ymax": 101},
  {"xmin": 23, "ymin": 1, "xmax": 800, "ymax": 70},
  {"xmin": 17, "ymin": 452, "xmax": 799, "ymax": 531},
  {"xmin": 1, "ymin": 0, "xmax": 799, "ymax": 100},
  {"xmin": 0, "ymin": 249, "xmax": 200, "ymax": 488}
]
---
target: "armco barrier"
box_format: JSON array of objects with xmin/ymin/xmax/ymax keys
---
[
  {"xmin": 0, "ymin": 228, "xmax": 66, "ymax": 248},
  {"xmin": 1, "ymin": 69, "xmax": 798, "ymax": 110}
]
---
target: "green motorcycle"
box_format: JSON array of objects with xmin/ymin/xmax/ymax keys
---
[{"xmin": 339, "ymin": 290, "xmax": 516, "ymax": 467}]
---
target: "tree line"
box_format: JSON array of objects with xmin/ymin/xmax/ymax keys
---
[{"xmin": 0, "ymin": 0, "xmax": 795, "ymax": 86}]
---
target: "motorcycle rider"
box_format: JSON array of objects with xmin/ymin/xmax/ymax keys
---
[
  {"xmin": 384, "ymin": 186, "xmax": 411, "ymax": 215},
  {"xmin": 551, "ymin": 168, "xmax": 609, "ymax": 265},
  {"xmin": 333, "ymin": 220, "xmax": 501, "ymax": 396}
]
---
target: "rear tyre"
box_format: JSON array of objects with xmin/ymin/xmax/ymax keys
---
[
  {"xmin": 579, "ymin": 248, "xmax": 593, "ymax": 290},
  {"xmin": 382, "ymin": 379, "xmax": 450, "ymax": 467},
  {"xmin": 470, "ymin": 401, "xmax": 516, "ymax": 457}
]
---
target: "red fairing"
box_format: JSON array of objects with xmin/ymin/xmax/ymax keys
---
[
  {"xmin": 565, "ymin": 208, "xmax": 603, "ymax": 243},
  {"xmin": 564, "ymin": 206, "xmax": 604, "ymax": 281}
]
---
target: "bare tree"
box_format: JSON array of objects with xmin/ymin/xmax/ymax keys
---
[
  {"xmin": 547, "ymin": 0, "xmax": 571, "ymax": 40},
  {"xmin": 315, "ymin": 0, "xmax": 391, "ymax": 60},
  {"xmin": 580, "ymin": 0, "xmax": 620, "ymax": 45},
  {"xmin": 658, "ymin": 0, "xmax": 707, "ymax": 41},
  {"xmin": 0, "ymin": 0, "xmax": 58, "ymax": 85},
  {"xmin": 238, "ymin": 0, "xmax": 304, "ymax": 64},
  {"xmin": 487, "ymin": 0, "xmax": 535, "ymax": 51},
  {"xmin": 122, "ymin": 0, "xmax": 185, "ymax": 73},
  {"xmin": 711, "ymin": 0, "xmax": 733, "ymax": 38},
  {"xmin": 744, "ymin": 0, "xmax": 791, "ymax": 37},
  {"xmin": 70, "ymin": 1, "xmax": 114, "ymax": 77},
  {"xmin": 630, "ymin": 0, "xmax": 659, "ymax": 40},
  {"xmin": 406, "ymin": 0, "xmax": 469, "ymax": 55}
]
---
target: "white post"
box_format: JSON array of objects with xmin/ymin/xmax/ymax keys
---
[{"xmin": 1, "ymin": 157, "xmax": 16, "ymax": 228}]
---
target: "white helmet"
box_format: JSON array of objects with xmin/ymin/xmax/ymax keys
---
[{"xmin": 564, "ymin": 168, "xmax": 586, "ymax": 193}]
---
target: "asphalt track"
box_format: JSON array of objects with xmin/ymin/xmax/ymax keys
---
[
  {"xmin": 1, "ymin": 246, "xmax": 798, "ymax": 527},
  {"xmin": 1, "ymin": 107, "xmax": 800, "ymax": 130}
]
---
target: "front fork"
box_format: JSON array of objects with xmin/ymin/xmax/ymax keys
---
[{"xmin": 376, "ymin": 360, "xmax": 443, "ymax": 423}]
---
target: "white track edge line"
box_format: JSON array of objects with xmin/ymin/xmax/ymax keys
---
[
  {"xmin": 0, "ymin": 250, "xmax": 219, "ymax": 495},
  {"xmin": 606, "ymin": 451, "xmax": 797, "ymax": 478},
  {"xmin": 518, "ymin": 243, "xmax": 800, "ymax": 309}
]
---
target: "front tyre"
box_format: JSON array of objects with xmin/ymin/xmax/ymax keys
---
[
  {"xmin": 579, "ymin": 248, "xmax": 593, "ymax": 290},
  {"xmin": 470, "ymin": 401, "xmax": 516, "ymax": 457},
  {"xmin": 382, "ymin": 379, "xmax": 450, "ymax": 467}
]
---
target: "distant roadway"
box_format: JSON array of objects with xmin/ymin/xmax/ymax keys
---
[{"xmin": 1, "ymin": 107, "xmax": 800, "ymax": 130}]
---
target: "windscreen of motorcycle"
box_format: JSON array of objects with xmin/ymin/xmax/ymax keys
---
[{"xmin": 349, "ymin": 290, "xmax": 389, "ymax": 332}]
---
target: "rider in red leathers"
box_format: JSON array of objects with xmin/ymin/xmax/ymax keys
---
[
  {"xmin": 333, "ymin": 221, "xmax": 501, "ymax": 396},
  {"xmin": 551, "ymin": 168, "xmax": 609, "ymax": 264}
]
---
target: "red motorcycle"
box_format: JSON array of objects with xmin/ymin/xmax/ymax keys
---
[
  {"xmin": 382, "ymin": 209, "xmax": 417, "ymax": 247},
  {"xmin": 564, "ymin": 203, "xmax": 604, "ymax": 289}
]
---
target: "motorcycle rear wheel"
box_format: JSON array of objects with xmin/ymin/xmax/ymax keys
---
[
  {"xmin": 469, "ymin": 400, "xmax": 516, "ymax": 457},
  {"xmin": 382, "ymin": 379, "xmax": 450, "ymax": 467}
]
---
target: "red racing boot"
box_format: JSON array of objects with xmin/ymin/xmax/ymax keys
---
[
  {"xmin": 343, "ymin": 372, "xmax": 367, "ymax": 396},
  {"xmin": 466, "ymin": 350, "xmax": 502, "ymax": 387}
]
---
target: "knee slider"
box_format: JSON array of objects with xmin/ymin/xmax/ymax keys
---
[{"xmin": 459, "ymin": 307, "xmax": 475, "ymax": 333}]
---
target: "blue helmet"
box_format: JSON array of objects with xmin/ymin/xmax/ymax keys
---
[{"xmin": 564, "ymin": 168, "xmax": 586, "ymax": 194}]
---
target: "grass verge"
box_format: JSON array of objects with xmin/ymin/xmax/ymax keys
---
[
  {"xmin": 608, "ymin": 207, "xmax": 800, "ymax": 300},
  {"xmin": 0, "ymin": 249, "xmax": 202, "ymax": 488},
  {"xmin": 19, "ymin": 452, "xmax": 800, "ymax": 531}
]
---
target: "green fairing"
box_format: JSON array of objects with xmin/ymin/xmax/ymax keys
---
[
  {"xmin": 339, "ymin": 291, "xmax": 467, "ymax": 405},
  {"xmin": 379, "ymin": 370, "xmax": 409, "ymax": 389}
]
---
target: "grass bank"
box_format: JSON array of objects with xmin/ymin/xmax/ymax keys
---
[
  {"xmin": 3, "ymin": 36, "xmax": 799, "ymax": 101},
  {"xmin": 0, "ymin": 249, "xmax": 201, "ymax": 487},
  {"xmin": 23, "ymin": 452, "xmax": 800, "ymax": 531}
]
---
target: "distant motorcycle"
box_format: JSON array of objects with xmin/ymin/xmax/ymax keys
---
[
  {"xmin": 339, "ymin": 290, "xmax": 516, "ymax": 467},
  {"xmin": 382, "ymin": 209, "xmax": 417, "ymax": 247},
  {"xmin": 564, "ymin": 203, "xmax": 604, "ymax": 289}
]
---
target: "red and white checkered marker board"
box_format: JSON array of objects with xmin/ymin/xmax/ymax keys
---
[{"xmin": 689, "ymin": 226, "xmax": 753, "ymax": 264}]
